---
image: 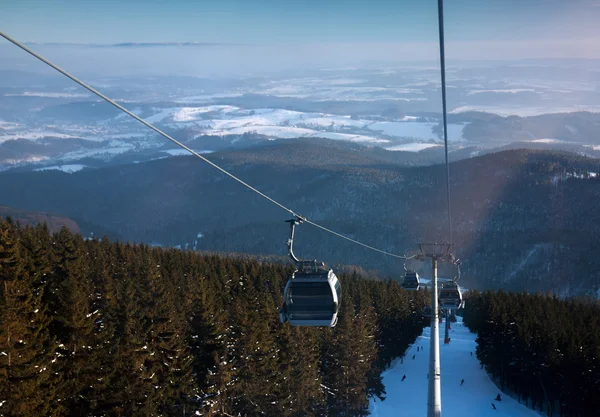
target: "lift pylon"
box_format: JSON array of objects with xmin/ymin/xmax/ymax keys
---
[{"xmin": 416, "ymin": 243, "xmax": 457, "ymax": 417}]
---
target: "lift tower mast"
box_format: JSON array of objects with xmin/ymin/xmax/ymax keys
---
[{"xmin": 417, "ymin": 243, "xmax": 455, "ymax": 417}]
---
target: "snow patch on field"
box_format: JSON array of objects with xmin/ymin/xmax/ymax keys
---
[
  {"xmin": 0, "ymin": 131, "xmax": 81, "ymax": 142},
  {"xmin": 145, "ymin": 107, "xmax": 180, "ymax": 123},
  {"xmin": 162, "ymin": 149, "xmax": 214, "ymax": 156},
  {"xmin": 299, "ymin": 115, "xmax": 369, "ymax": 129},
  {"xmin": 466, "ymin": 89, "xmax": 536, "ymax": 96},
  {"xmin": 0, "ymin": 121, "xmax": 22, "ymax": 130},
  {"xmin": 61, "ymin": 144, "xmax": 135, "ymax": 160},
  {"xmin": 211, "ymin": 125, "xmax": 315, "ymax": 139},
  {"xmin": 4, "ymin": 92, "xmax": 90, "ymax": 98},
  {"xmin": 386, "ymin": 143, "xmax": 442, "ymax": 152},
  {"xmin": 114, "ymin": 106, "xmax": 463, "ymax": 144},
  {"xmin": 35, "ymin": 164, "xmax": 86, "ymax": 173},
  {"xmin": 310, "ymin": 132, "xmax": 388, "ymax": 143},
  {"xmin": 529, "ymin": 138, "xmax": 564, "ymax": 143},
  {"xmin": 1, "ymin": 156, "xmax": 49, "ymax": 167},
  {"xmin": 171, "ymin": 106, "xmax": 237, "ymax": 121}
]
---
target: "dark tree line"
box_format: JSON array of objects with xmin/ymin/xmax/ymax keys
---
[
  {"xmin": 463, "ymin": 291, "xmax": 600, "ymax": 417},
  {"xmin": 0, "ymin": 219, "xmax": 427, "ymax": 417}
]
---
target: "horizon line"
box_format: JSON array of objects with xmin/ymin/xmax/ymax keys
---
[{"xmin": 21, "ymin": 41, "xmax": 248, "ymax": 48}]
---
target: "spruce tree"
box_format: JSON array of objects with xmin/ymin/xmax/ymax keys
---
[{"xmin": 0, "ymin": 221, "xmax": 57, "ymax": 416}]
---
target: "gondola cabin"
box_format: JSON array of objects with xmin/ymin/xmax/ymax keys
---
[
  {"xmin": 280, "ymin": 263, "xmax": 341, "ymax": 327},
  {"xmin": 401, "ymin": 270, "xmax": 420, "ymax": 290},
  {"xmin": 438, "ymin": 282, "xmax": 463, "ymax": 310},
  {"xmin": 448, "ymin": 311, "xmax": 457, "ymax": 323}
]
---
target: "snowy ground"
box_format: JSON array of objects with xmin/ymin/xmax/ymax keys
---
[
  {"xmin": 370, "ymin": 318, "xmax": 540, "ymax": 417},
  {"xmin": 145, "ymin": 106, "xmax": 465, "ymax": 145},
  {"xmin": 161, "ymin": 149, "xmax": 214, "ymax": 156},
  {"xmin": 386, "ymin": 143, "xmax": 442, "ymax": 152},
  {"xmin": 35, "ymin": 164, "xmax": 87, "ymax": 173}
]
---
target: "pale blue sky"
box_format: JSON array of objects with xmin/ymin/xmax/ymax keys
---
[
  {"xmin": 1, "ymin": 0, "xmax": 600, "ymax": 44},
  {"xmin": 2, "ymin": 0, "xmax": 600, "ymax": 76}
]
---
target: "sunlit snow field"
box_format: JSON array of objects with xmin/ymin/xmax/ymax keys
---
[{"xmin": 370, "ymin": 318, "xmax": 541, "ymax": 417}]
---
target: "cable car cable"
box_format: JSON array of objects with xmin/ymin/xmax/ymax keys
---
[
  {"xmin": 437, "ymin": 0, "xmax": 453, "ymax": 244},
  {"xmin": 0, "ymin": 31, "xmax": 297, "ymax": 217},
  {"xmin": 0, "ymin": 30, "xmax": 412, "ymax": 260},
  {"xmin": 303, "ymin": 218, "xmax": 414, "ymax": 259}
]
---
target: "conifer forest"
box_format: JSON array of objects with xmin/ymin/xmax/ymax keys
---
[
  {"xmin": 463, "ymin": 291, "xmax": 600, "ymax": 417},
  {"xmin": 0, "ymin": 219, "xmax": 427, "ymax": 417}
]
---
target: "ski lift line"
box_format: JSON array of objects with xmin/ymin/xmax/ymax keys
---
[
  {"xmin": 437, "ymin": 0, "xmax": 453, "ymax": 244},
  {"xmin": 304, "ymin": 218, "xmax": 414, "ymax": 260},
  {"xmin": 0, "ymin": 30, "xmax": 413, "ymax": 261}
]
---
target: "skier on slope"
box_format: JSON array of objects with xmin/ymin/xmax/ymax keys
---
[
  {"xmin": 492, "ymin": 403, "xmax": 497, "ymax": 410},
  {"xmin": 460, "ymin": 378, "xmax": 464, "ymax": 386},
  {"xmin": 495, "ymin": 393, "xmax": 502, "ymax": 401},
  {"xmin": 401, "ymin": 374, "xmax": 406, "ymax": 382}
]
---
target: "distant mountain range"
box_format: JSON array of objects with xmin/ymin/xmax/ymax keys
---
[
  {"xmin": 4, "ymin": 99, "xmax": 600, "ymax": 172},
  {"xmin": 1, "ymin": 138, "xmax": 599, "ymax": 297},
  {"xmin": 4, "ymin": 57, "xmax": 600, "ymax": 174},
  {"xmin": 23, "ymin": 42, "xmax": 246, "ymax": 47}
]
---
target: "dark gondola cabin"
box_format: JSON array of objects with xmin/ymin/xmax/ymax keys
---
[
  {"xmin": 280, "ymin": 263, "xmax": 341, "ymax": 327},
  {"xmin": 401, "ymin": 270, "xmax": 420, "ymax": 290},
  {"xmin": 280, "ymin": 218, "xmax": 342, "ymax": 327},
  {"xmin": 438, "ymin": 281, "xmax": 463, "ymax": 310}
]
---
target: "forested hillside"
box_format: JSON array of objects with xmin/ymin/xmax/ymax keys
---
[
  {"xmin": 0, "ymin": 206, "xmax": 79, "ymax": 234},
  {"xmin": 463, "ymin": 291, "xmax": 600, "ymax": 417},
  {"xmin": 0, "ymin": 219, "xmax": 426, "ymax": 417},
  {"xmin": 1, "ymin": 143, "xmax": 600, "ymax": 294}
]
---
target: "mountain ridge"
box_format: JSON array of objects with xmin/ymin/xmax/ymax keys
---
[
  {"xmin": 0, "ymin": 206, "xmax": 80, "ymax": 234},
  {"xmin": 1, "ymin": 141, "xmax": 599, "ymax": 295}
]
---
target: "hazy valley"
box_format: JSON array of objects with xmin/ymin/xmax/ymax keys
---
[{"xmin": 2, "ymin": 50, "xmax": 600, "ymax": 297}]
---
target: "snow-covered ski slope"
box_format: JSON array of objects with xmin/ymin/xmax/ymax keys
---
[{"xmin": 370, "ymin": 318, "xmax": 540, "ymax": 417}]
